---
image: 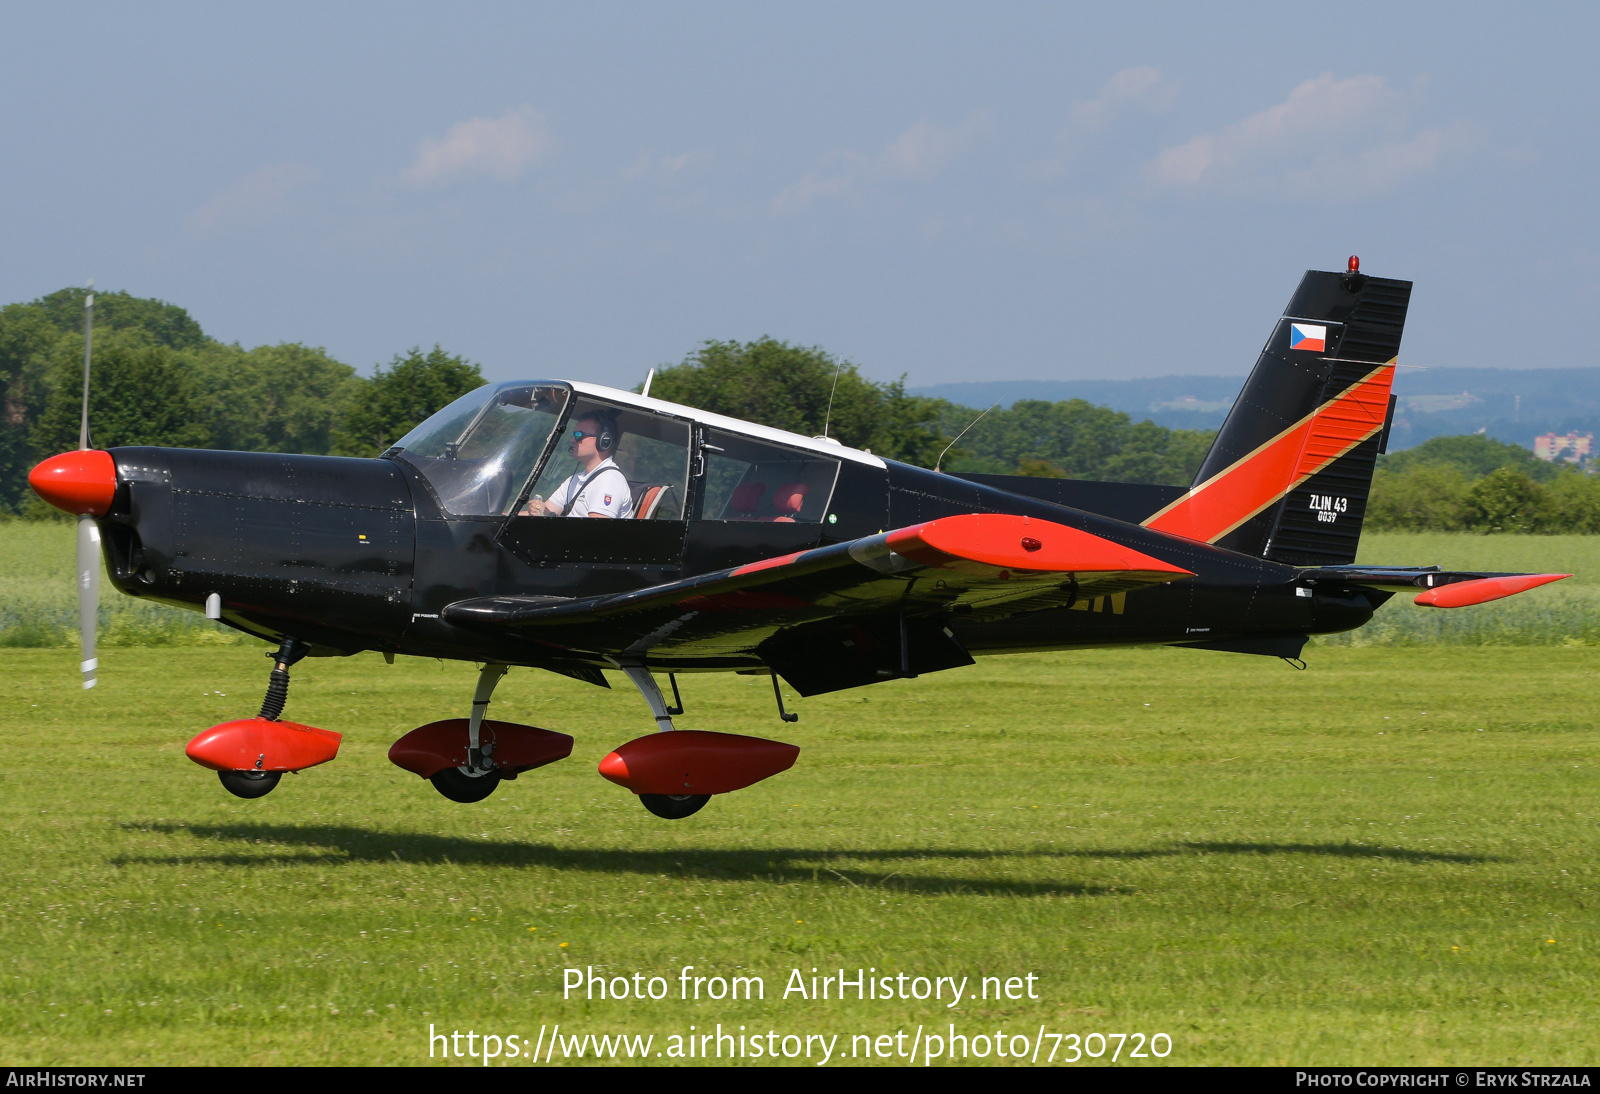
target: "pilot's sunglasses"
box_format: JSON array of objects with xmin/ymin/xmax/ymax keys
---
[{"xmin": 570, "ymin": 430, "xmax": 599, "ymax": 441}]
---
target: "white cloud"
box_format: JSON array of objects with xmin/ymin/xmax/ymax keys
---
[
  {"xmin": 771, "ymin": 168, "xmax": 858, "ymax": 212},
  {"xmin": 1146, "ymin": 73, "xmax": 1470, "ymax": 198},
  {"xmin": 622, "ymin": 151, "xmax": 698, "ymax": 180},
  {"xmin": 1071, "ymin": 66, "xmax": 1177, "ymax": 128},
  {"xmin": 772, "ymin": 114, "xmax": 989, "ymax": 212},
  {"xmin": 878, "ymin": 116, "xmax": 987, "ymax": 179},
  {"xmin": 1281, "ymin": 122, "xmax": 1476, "ymax": 197},
  {"xmin": 402, "ymin": 105, "xmax": 552, "ymax": 189},
  {"xmin": 188, "ymin": 163, "xmax": 319, "ymax": 231}
]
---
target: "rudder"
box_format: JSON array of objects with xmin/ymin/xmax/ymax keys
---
[{"xmin": 1143, "ymin": 264, "xmax": 1410, "ymax": 565}]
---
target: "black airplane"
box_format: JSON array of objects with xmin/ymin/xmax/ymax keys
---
[{"xmin": 29, "ymin": 259, "xmax": 1567, "ymax": 819}]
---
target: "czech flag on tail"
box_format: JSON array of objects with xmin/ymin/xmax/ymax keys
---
[{"xmin": 1289, "ymin": 323, "xmax": 1327, "ymax": 353}]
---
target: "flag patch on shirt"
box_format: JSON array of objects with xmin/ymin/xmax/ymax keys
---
[
  {"xmin": 603, "ymin": 494, "xmax": 612, "ymax": 505},
  {"xmin": 1289, "ymin": 323, "xmax": 1327, "ymax": 352}
]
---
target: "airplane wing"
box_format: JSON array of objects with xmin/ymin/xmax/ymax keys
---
[
  {"xmin": 1297, "ymin": 566, "xmax": 1570, "ymax": 606},
  {"xmin": 442, "ymin": 514, "xmax": 1193, "ymax": 677}
]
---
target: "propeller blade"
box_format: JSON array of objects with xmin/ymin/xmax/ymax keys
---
[
  {"xmin": 77, "ymin": 514, "xmax": 100, "ymax": 689},
  {"xmin": 77, "ymin": 283, "xmax": 98, "ymax": 690}
]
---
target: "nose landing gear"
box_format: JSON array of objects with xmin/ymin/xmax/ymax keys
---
[
  {"xmin": 219, "ymin": 770, "xmax": 282, "ymax": 799},
  {"xmin": 186, "ymin": 638, "xmax": 343, "ymax": 800}
]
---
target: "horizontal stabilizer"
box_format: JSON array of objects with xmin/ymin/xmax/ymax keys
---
[
  {"xmin": 1298, "ymin": 565, "xmax": 1570, "ymax": 607},
  {"xmin": 1412, "ymin": 573, "xmax": 1570, "ymax": 608}
]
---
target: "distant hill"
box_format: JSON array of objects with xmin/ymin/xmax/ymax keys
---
[{"xmin": 912, "ymin": 368, "xmax": 1600, "ymax": 453}]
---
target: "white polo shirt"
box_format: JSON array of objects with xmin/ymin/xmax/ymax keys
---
[{"xmin": 553, "ymin": 458, "xmax": 633, "ymax": 518}]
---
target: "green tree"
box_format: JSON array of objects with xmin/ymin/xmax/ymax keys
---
[
  {"xmin": 1014, "ymin": 456, "xmax": 1068, "ymax": 478},
  {"xmin": 647, "ymin": 338, "xmax": 949, "ymax": 466},
  {"xmin": 332, "ymin": 346, "xmax": 484, "ymax": 457},
  {"xmin": 32, "ymin": 336, "xmax": 210, "ymax": 458},
  {"xmin": 1542, "ymin": 469, "xmax": 1600, "ymax": 533},
  {"xmin": 0, "ymin": 304, "xmax": 62, "ymax": 512},
  {"xmin": 1365, "ymin": 466, "xmax": 1472, "ymax": 531},
  {"xmin": 1382, "ymin": 433, "xmax": 1557, "ymax": 482},
  {"xmin": 1464, "ymin": 468, "xmax": 1547, "ymax": 533},
  {"xmin": 193, "ymin": 343, "xmax": 360, "ymax": 454},
  {"xmin": 32, "ymin": 288, "xmax": 208, "ymax": 350},
  {"xmin": 935, "ymin": 398, "xmax": 1213, "ymax": 486}
]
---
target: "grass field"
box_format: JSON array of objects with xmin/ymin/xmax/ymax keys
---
[
  {"xmin": 0, "ymin": 521, "xmax": 243, "ymax": 648},
  {"xmin": 1, "ymin": 642, "xmax": 1595, "ymax": 1066}
]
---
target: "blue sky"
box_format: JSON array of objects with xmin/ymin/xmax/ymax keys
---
[{"xmin": 2, "ymin": 2, "xmax": 1595, "ymax": 388}]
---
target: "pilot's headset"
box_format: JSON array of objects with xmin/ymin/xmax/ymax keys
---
[{"xmin": 587, "ymin": 412, "xmax": 620, "ymax": 455}]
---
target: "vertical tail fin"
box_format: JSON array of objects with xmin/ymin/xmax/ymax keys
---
[{"xmin": 1143, "ymin": 265, "xmax": 1410, "ymax": 565}]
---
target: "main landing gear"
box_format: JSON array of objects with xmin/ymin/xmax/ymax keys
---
[
  {"xmin": 184, "ymin": 638, "xmax": 344, "ymax": 800},
  {"xmin": 219, "ymin": 770, "xmax": 281, "ymax": 799},
  {"xmin": 639, "ymin": 793, "xmax": 711, "ymax": 820},
  {"xmin": 429, "ymin": 664, "xmax": 507, "ymax": 803},
  {"xmin": 387, "ymin": 663, "xmax": 574, "ymax": 802},
  {"xmin": 388, "ymin": 661, "xmax": 802, "ymax": 820},
  {"xmin": 596, "ymin": 665, "xmax": 800, "ymax": 821}
]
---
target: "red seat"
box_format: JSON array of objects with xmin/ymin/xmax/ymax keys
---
[
  {"xmin": 628, "ymin": 482, "xmax": 676, "ymax": 520},
  {"xmin": 727, "ymin": 482, "xmax": 766, "ymax": 519},
  {"xmin": 769, "ymin": 482, "xmax": 807, "ymax": 522}
]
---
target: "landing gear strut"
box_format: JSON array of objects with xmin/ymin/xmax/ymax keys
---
[
  {"xmin": 257, "ymin": 638, "xmax": 310, "ymax": 721},
  {"xmin": 215, "ymin": 637, "xmax": 311, "ymax": 800},
  {"xmin": 615, "ymin": 664, "xmax": 710, "ymax": 820},
  {"xmin": 429, "ymin": 663, "xmax": 507, "ymax": 803}
]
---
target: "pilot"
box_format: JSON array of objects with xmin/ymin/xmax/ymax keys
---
[{"xmin": 523, "ymin": 411, "xmax": 634, "ymax": 518}]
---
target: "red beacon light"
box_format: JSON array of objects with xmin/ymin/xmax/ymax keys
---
[{"xmin": 1348, "ymin": 255, "xmax": 1360, "ymax": 272}]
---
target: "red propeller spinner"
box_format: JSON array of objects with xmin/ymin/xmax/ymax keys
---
[{"xmin": 28, "ymin": 450, "xmax": 117, "ymax": 516}]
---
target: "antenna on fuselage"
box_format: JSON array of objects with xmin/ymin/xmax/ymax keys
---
[
  {"xmin": 640, "ymin": 368, "xmax": 655, "ymax": 399},
  {"xmin": 821, "ymin": 359, "xmax": 844, "ymax": 440},
  {"xmin": 934, "ymin": 400, "xmax": 1001, "ymax": 474}
]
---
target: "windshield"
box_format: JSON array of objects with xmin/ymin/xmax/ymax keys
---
[{"xmin": 391, "ymin": 382, "xmax": 570, "ymax": 515}]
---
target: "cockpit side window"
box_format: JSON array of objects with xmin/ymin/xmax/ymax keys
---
[
  {"xmin": 697, "ymin": 431, "xmax": 840, "ymax": 522},
  {"xmin": 520, "ymin": 399, "xmax": 692, "ymax": 520},
  {"xmin": 391, "ymin": 383, "xmax": 569, "ymax": 516}
]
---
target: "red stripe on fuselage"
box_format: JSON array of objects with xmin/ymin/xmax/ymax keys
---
[{"xmin": 1143, "ymin": 363, "xmax": 1394, "ymax": 544}]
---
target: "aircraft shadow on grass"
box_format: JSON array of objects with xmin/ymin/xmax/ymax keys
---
[{"xmin": 109, "ymin": 823, "xmax": 1498, "ymax": 896}]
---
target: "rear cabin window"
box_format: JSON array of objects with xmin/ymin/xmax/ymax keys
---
[{"xmin": 698, "ymin": 431, "xmax": 839, "ymax": 522}]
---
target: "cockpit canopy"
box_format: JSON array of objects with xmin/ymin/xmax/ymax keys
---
[
  {"xmin": 389, "ymin": 380, "xmax": 842, "ymax": 522},
  {"xmin": 389, "ymin": 382, "xmax": 571, "ymax": 516}
]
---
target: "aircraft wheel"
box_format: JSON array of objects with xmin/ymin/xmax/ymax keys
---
[
  {"xmin": 218, "ymin": 770, "xmax": 281, "ymax": 799},
  {"xmin": 430, "ymin": 767, "xmax": 501, "ymax": 803},
  {"xmin": 639, "ymin": 793, "xmax": 710, "ymax": 820}
]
